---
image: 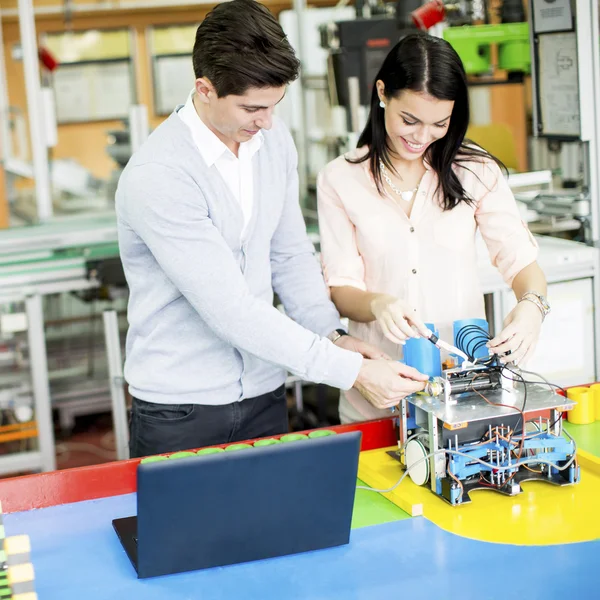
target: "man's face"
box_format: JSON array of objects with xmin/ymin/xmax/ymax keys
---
[{"xmin": 196, "ymin": 80, "xmax": 286, "ymax": 149}]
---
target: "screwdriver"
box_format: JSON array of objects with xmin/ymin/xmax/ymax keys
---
[{"xmin": 425, "ymin": 332, "xmax": 472, "ymax": 366}]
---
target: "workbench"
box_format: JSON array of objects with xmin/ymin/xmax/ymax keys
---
[
  {"xmin": 0, "ymin": 211, "xmax": 122, "ymax": 476},
  {"xmin": 0, "ymin": 416, "xmax": 597, "ymax": 600}
]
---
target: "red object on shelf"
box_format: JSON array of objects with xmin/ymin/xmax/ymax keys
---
[
  {"xmin": 38, "ymin": 46, "xmax": 59, "ymax": 72},
  {"xmin": 412, "ymin": 0, "xmax": 446, "ymax": 30}
]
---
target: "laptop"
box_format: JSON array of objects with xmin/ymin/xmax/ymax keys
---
[{"xmin": 113, "ymin": 430, "xmax": 362, "ymax": 579}]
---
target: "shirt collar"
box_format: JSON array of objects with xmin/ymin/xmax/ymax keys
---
[{"xmin": 178, "ymin": 90, "xmax": 263, "ymax": 166}]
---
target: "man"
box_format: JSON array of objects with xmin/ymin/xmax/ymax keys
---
[{"xmin": 116, "ymin": 0, "xmax": 427, "ymax": 458}]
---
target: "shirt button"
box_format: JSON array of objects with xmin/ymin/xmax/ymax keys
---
[
  {"xmin": 412, "ymin": 269, "xmax": 417, "ymax": 274},
  {"xmin": 410, "ymin": 227, "xmax": 415, "ymax": 233}
]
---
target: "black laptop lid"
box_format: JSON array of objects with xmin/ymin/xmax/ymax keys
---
[{"xmin": 136, "ymin": 431, "xmax": 361, "ymax": 578}]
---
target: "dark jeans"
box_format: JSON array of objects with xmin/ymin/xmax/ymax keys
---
[{"xmin": 129, "ymin": 385, "xmax": 289, "ymax": 458}]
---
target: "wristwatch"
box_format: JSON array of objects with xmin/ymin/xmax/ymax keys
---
[
  {"xmin": 519, "ymin": 291, "xmax": 551, "ymax": 321},
  {"xmin": 327, "ymin": 328, "xmax": 348, "ymax": 344}
]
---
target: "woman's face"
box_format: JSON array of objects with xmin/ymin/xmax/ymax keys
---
[{"xmin": 377, "ymin": 84, "xmax": 455, "ymax": 162}]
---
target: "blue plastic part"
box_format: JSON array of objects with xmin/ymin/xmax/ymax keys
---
[
  {"xmin": 447, "ymin": 432, "xmax": 578, "ymax": 485},
  {"xmin": 453, "ymin": 318, "xmax": 490, "ymax": 361},
  {"xmin": 450, "ymin": 485, "xmax": 462, "ymax": 506},
  {"xmin": 403, "ymin": 322, "xmax": 442, "ymax": 377}
]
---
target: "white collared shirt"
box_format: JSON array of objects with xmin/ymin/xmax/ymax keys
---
[{"xmin": 178, "ymin": 91, "xmax": 262, "ymax": 240}]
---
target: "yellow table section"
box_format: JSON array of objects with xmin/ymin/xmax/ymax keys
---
[{"xmin": 358, "ymin": 446, "xmax": 600, "ymax": 545}]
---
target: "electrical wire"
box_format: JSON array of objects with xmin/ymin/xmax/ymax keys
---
[
  {"xmin": 499, "ymin": 365, "xmax": 528, "ymax": 436},
  {"xmin": 471, "ymin": 379, "xmax": 526, "ymax": 447},
  {"xmin": 502, "ymin": 365, "xmax": 566, "ymax": 396},
  {"xmin": 501, "ymin": 365, "xmax": 566, "ymax": 431}
]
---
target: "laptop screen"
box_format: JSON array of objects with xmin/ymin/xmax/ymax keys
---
[{"xmin": 129, "ymin": 431, "xmax": 361, "ymax": 578}]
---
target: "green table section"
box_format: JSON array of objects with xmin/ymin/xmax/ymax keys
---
[
  {"xmin": 352, "ymin": 479, "xmax": 409, "ymax": 529},
  {"xmin": 564, "ymin": 421, "xmax": 600, "ymax": 456}
]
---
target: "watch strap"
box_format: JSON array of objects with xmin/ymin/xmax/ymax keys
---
[
  {"xmin": 327, "ymin": 328, "xmax": 348, "ymax": 344},
  {"xmin": 519, "ymin": 291, "xmax": 550, "ymax": 320}
]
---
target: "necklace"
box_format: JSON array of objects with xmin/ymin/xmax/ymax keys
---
[{"xmin": 379, "ymin": 160, "xmax": 418, "ymax": 202}]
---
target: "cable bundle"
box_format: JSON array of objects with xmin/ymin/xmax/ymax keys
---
[{"xmin": 455, "ymin": 324, "xmax": 493, "ymax": 363}]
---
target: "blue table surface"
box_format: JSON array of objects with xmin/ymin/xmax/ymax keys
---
[{"xmin": 5, "ymin": 493, "xmax": 599, "ymax": 600}]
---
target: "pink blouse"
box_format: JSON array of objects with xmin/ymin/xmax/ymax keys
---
[{"xmin": 317, "ymin": 147, "xmax": 538, "ymax": 420}]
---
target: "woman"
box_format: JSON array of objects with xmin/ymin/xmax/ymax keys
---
[{"xmin": 317, "ymin": 33, "xmax": 548, "ymax": 423}]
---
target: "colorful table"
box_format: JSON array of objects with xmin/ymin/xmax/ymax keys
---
[{"xmin": 0, "ymin": 418, "xmax": 598, "ymax": 600}]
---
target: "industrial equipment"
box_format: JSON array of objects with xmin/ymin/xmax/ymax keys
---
[
  {"xmin": 0, "ymin": 212, "xmax": 127, "ymax": 474},
  {"xmin": 394, "ymin": 325, "xmax": 580, "ymax": 506},
  {"xmin": 319, "ymin": 0, "xmax": 532, "ymax": 131}
]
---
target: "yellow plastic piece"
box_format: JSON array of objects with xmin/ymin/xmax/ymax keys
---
[
  {"xmin": 567, "ymin": 387, "xmax": 595, "ymax": 425},
  {"xmin": 5, "ymin": 535, "xmax": 31, "ymax": 555},
  {"xmin": 589, "ymin": 384, "xmax": 600, "ymax": 422},
  {"xmin": 358, "ymin": 447, "xmax": 600, "ymax": 545},
  {"xmin": 12, "ymin": 594, "xmax": 37, "ymax": 600},
  {"xmin": 7, "ymin": 563, "xmax": 34, "ymax": 584}
]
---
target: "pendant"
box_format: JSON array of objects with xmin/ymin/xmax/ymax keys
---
[{"xmin": 401, "ymin": 190, "xmax": 414, "ymax": 202}]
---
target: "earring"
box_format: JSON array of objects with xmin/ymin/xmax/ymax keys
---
[{"xmin": 379, "ymin": 100, "xmax": 386, "ymax": 108}]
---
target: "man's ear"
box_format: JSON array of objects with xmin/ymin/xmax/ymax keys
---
[{"xmin": 195, "ymin": 77, "xmax": 215, "ymax": 104}]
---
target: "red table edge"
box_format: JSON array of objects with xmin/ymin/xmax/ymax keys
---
[
  {"xmin": 0, "ymin": 380, "xmax": 593, "ymax": 515},
  {"xmin": 0, "ymin": 419, "xmax": 397, "ymax": 514}
]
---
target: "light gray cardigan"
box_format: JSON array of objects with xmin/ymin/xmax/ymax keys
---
[{"xmin": 115, "ymin": 111, "xmax": 362, "ymax": 405}]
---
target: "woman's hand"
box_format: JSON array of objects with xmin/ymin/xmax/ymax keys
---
[
  {"xmin": 488, "ymin": 300, "xmax": 543, "ymax": 366},
  {"xmin": 369, "ymin": 294, "xmax": 431, "ymax": 345}
]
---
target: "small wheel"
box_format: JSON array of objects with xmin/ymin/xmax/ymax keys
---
[{"xmin": 405, "ymin": 439, "xmax": 429, "ymax": 486}]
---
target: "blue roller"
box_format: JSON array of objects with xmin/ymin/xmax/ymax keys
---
[{"xmin": 403, "ymin": 322, "xmax": 442, "ymax": 377}]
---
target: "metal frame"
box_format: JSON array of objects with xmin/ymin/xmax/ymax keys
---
[
  {"xmin": 292, "ymin": 0, "xmax": 310, "ymax": 204},
  {"xmin": 0, "ymin": 8, "xmax": 11, "ymax": 167},
  {"xmin": 0, "ymin": 264, "xmax": 114, "ymax": 475},
  {"xmin": 17, "ymin": 0, "xmax": 52, "ymax": 222},
  {"xmin": 25, "ymin": 294, "xmax": 56, "ymax": 472},
  {"xmin": 575, "ymin": 0, "xmax": 600, "ymax": 244},
  {"xmin": 103, "ymin": 310, "xmax": 129, "ymax": 461},
  {"xmin": 576, "ymin": 0, "xmax": 600, "ymax": 383}
]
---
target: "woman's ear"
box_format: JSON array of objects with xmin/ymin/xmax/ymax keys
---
[{"xmin": 376, "ymin": 80, "xmax": 386, "ymax": 105}]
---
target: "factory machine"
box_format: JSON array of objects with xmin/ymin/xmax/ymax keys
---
[
  {"xmin": 314, "ymin": 0, "xmax": 598, "ymax": 243},
  {"xmin": 394, "ymin": 324, "xmax": 580, "ymax": 506}
]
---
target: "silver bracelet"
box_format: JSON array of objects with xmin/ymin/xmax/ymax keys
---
[
  {"xmin": 519, "ymin": 296, "xmax": 546, "ymax": 320},
  {"xmin": 518, "ymin": 291, "xmax": 550, "ymax": 321}
]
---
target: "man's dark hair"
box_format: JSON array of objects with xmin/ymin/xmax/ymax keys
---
[{"xmin": 193, "ymin": 0, "xmax": 300, "ymax": 97}]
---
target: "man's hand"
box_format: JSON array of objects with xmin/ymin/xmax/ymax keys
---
[
  {"xmin": 334, "ymin": 334, "xmax": 390, "ymax": 359},
  {"xmin": 488, "ymin": 300, "xmax": 543, "ymax": 366},
  {"xmin": 370, "ymin": 294, "xmax": 431, "ymax": 345},
  {"xmin": 353, "ymin": 359, "xmax": 428, "ymax": 410}
]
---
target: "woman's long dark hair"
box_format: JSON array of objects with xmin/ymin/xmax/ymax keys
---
[{"xmin": 348, "ymin": 32, "xmax": 505, "ymax": 211}]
